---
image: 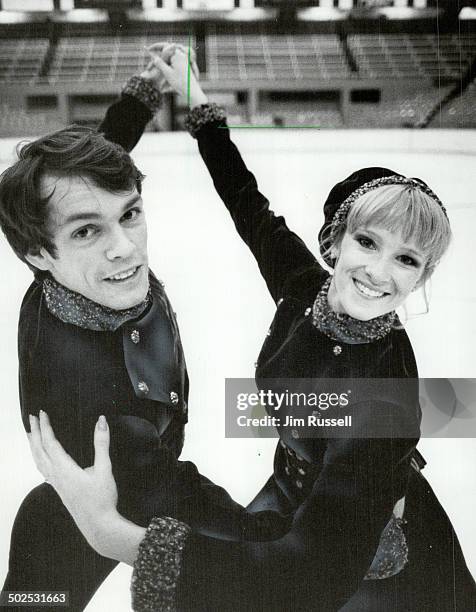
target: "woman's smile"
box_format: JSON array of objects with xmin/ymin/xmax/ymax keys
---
[{"xmin": 352, "ymin": 278, "xmax": 390, "ymax": 299}]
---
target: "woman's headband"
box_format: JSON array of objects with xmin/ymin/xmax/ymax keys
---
[{"xmin": 328, "ymin": 175, "xmax": 448, "ymax": 245}]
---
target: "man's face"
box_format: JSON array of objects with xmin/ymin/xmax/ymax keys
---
[{"xmin": 29, "ymin": 174, "xmax": 149, "ymax": 310}]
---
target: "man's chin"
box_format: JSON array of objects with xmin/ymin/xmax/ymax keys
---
[{"xmin": 96, "ymin": 286, "xmax": 150, "ymax": 311}]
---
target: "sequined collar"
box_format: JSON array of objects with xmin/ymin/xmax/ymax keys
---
[
  {"xmin": 42, "ymin": 276, "xmax": 151, "ymax": 332},
  {"xmin": 311, "ymin": 277, "xmax": 396, "ymax": 344}
]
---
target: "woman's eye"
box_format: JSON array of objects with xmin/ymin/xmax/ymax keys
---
[
  {"xmin": 356, "ymin": 235, "xmax": 375, "ymax": 249},
  {"xmin": 72, "ymin": 226, "xmax": 97, "ymax": 240},
  {"xmin": 121, "ymin": 207, "xmax": 141, "ymax": 222},
  {"xmin": 398, "ymin": 255, "xmax": 419, "ymax": 267}
]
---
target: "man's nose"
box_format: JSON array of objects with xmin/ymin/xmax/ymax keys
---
[{"xmin": 105, "ymin": 228, "xmax": 136, "ymax": 260}]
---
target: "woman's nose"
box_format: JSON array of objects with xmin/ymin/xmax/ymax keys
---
[{"xmin": 364, "ymin": 256, "xmax": 391, "ymax": 286}]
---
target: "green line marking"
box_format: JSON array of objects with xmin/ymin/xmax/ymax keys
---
[{"xmin": 187, "ymin": 33, "xmax": 192, "ymax": 109}]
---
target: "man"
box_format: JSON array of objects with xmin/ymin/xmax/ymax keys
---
[{"xmin": 0, "ymin": 61, "xmax": 285, "ymax": 611}]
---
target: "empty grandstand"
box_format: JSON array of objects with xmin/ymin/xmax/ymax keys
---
[{"xmin": 0, "ymin": 0, "xmax": 474, "ymax": 134}]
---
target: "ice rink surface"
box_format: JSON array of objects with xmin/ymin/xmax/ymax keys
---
[{"xmin": 0, "ymin": 129, "xmax": 475, "ymax": 610}]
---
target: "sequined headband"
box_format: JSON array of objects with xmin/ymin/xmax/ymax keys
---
[{"xmin": 329, "ymin": 175, "xmax": 448, "ymax": 243}]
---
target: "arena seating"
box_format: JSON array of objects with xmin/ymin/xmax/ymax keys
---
[
  {"xmin": 0, "ymin": 39, "xmax": 49, "ymax": 84},
  {"xmin": 348, "ymin": 34, "xmax": 475, "ymax": 80},
  {"xmin": 250, "ymin": 109, "xmax": 344, "ymax": 127},
  {"xmin": 48, "ymin": 35, "xmax": 192, "ymax": 84},
  {"xmin": 205, "ymin": 30, "xmax": 350, "ymax": 81},
  {"xmin": 0, "ymin": 103, "xmax": 63, "ymax": 136},
  {"xmin": 0, "ymin": 30, "xmax": 474, "ymax": 130},
  {"xmin": 1, "ymin": 33, "xmax": 473, "ymax": 85},
  {"xmin": 347, "ymin": 87, "xmax": 454, "ymax": 128},
  {"xmin": 430, "ymin": 79, "xmax": 476, "ymax": 128}
]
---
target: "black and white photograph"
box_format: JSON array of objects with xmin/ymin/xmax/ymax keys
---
[{"xmin": 0, "ymin": 1, "xmax": 475, "ymax": 610}]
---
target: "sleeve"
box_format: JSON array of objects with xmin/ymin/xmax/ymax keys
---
[
  {"xmin": 131, "ymin": 403, "xmax": 420, "ymax": 612},
  {"xmin": 187, "ymin": 105, "xmax": 317, "ymax": 304},
  {"xmin": 112, "ymin": 426, "xmax": 291, "ymax": 544},
  {"xmin": 98, "ymin": 75, "xmax": 162, "ymax": 153}
]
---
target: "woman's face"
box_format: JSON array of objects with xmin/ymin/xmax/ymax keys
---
[{"xmin": 327, "ymin": 225, "xmax": 427, "ymax": 321}]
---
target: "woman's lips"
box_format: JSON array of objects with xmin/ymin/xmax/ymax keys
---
[{"xmin": 353, "ymin": 278, "xmax": 388, "ymax": 299}]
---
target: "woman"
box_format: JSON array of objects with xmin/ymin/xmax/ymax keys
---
[{"xmin": 29, "ymin": 48, "xmax": 475, "ymax": 611}]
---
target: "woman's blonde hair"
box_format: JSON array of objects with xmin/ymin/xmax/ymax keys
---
[{"xmin": 322, "ymin": 183, "xmax": 452, "ymax": 284}]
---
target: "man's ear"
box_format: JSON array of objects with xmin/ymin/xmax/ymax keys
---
[{"xmin": 25, "ymin": 248, "xmax": 53, "ymax": 272}]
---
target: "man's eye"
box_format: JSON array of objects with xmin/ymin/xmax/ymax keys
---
[
  {"xmin": 121, "ymin": 207, "xmax": 141, "ymax": 222},
  {"xmin": 72, "ymin": 226, "xmax": 97, "ymax": 240}
]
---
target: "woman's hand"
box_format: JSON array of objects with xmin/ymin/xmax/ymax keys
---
[
  {"xmin": 148, "ymin": 45, "xmax": 208, "ymax": 108},
  {"xmin": 27, "ymin": 411, "xmax": 145, "ymax": 564},
  {"xmin": 28, "ymin": 412, "xmax": 146, "ymax": 564}
]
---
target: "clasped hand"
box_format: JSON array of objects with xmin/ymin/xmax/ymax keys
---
[{"xmin": 141, "ymin": 42, "xmax": 208, "ymax": 107}]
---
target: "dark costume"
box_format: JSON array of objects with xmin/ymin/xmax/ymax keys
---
[
  {"xmin": 128, "ymin": 108, "xmax": 476, "ymax": 611},
  {"xmin": 2, "ymin": 83, "xmax": 286, "ymax": 612}
]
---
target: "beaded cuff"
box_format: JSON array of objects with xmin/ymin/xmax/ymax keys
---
[
  {"xmin": 364, "ymin": 515, "xmax": 409, "ymax": 580},
  {"xmin": 131, "ymin": 517, "xmax": 191, "ymax": 612},
  {"xmin": 184, "ymin": 103, "xmax": 227, "ymax": 138},
  {"xmin": 122, "ymin": 75, "xmax": 162, "ymax": 114}
]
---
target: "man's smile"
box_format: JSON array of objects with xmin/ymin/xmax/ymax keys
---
[{"xmin": 105, "ymin": 265, "xmax": 142, "ymax": 283}]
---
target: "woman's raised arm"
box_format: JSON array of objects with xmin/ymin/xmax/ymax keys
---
[{"xmin": 153, "ymin": 48, "xmax": 318, "ymax": 304}]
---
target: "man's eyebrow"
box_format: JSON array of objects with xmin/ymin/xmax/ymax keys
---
[{"xmin": 62, "ymin": 194, "xmax": 142, "ymax": 226}]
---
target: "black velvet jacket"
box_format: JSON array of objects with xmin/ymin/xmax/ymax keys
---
[
  {"xmin": 97, "ymin": 93, "xmax": 421, "ymax": 610},
  {"xmin": 17, "ymin": 93, "xmax": 282, "ymax": 537}
]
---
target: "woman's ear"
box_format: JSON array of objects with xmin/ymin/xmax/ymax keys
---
[
  {"xmin": 330, "ymin": 245, "xmax": 340, "ymax": 260},
  {"xmin": 413, "ymin": 265, "xmax": 433, "ymax": 291}
]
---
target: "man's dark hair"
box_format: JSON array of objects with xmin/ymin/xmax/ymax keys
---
[{"xmin": 0, "ymin": 125, "xmax": 144, "ymax": 266}]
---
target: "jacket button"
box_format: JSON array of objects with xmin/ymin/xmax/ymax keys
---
[
  {"xmin": 170, "ymin": 391, "xmax": 179, "ymax": 404},
  {"xmin": 333, "ymin": 345, "xmax": 342, "ymax": 355},
  {"xmin": 304, "ymin": 307, "xmax": 311, "ymax": 316},
  {"xmin": 296, "ymin": 480, "xmax": 303, "ymax": 489},
  {"xmin": 277, "ymin": 298, "xmax": 284, "ymax": 306},
  {"xmin": 298, "ymin": 467, "xmax": 306, "ymax": 476},
  {"xmin": 130, "ymin": 329, "xmax": 140, "ymax": 344},
  {"xmin": 138, "ymin": 381, "xmax": 149, "ymax": 394}
]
